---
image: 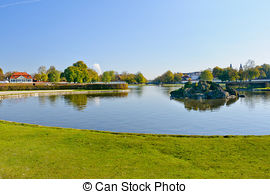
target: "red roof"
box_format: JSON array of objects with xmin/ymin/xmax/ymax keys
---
[{"xmin": 10, "ymin": 72, "xmax": 32, "ymax": 79}]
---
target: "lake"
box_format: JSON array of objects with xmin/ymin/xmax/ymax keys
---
[{"xmin": 0, "ymin": 86, "xmax": 270, "ymax": 135}]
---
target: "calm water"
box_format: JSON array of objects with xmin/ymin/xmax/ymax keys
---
[{"xmin": 1, "ymin": 86, "xmax": 270, "ymax": 135}]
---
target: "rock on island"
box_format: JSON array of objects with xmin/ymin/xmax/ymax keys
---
[{"xmin": 170, "ymin": 81, "xmax": 239, "ymax": 100}]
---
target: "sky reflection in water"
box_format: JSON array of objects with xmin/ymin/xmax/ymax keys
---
[{"xmin": 0, "ymin": 86, "xmax": 270, "ymax": 135}]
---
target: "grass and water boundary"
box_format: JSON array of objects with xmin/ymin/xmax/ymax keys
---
[{"xmin": 0, "ymin": 120, "xmax": 269, "ymax": 179}]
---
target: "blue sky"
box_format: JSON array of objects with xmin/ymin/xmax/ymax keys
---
[{"xmin": 0, "ymin": 0, "xmax": 270, "ymax": 79}]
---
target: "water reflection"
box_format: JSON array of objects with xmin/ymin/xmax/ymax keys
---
[
  {"xmin": 173, "ymin": 97, "xmax": 238, "ymax": 111},
  {"xmin": 129, "ymin": 86, "xmax": 144, "ymax": 97},
  {"xmin": 2, "ymin": 86, "xmax": 270, "ymax": 135},
  {"xmin": 243, "ymin": 91, "xmax": 270, "ymax": 109},
  {"xmin": 63, "ymin": 93, "xmax": 128, "ymax": 111}
]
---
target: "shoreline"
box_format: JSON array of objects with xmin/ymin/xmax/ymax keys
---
[
  {"xmin": 0, "ymin": 120, "xmax": 268, "ymax": 137},
  {"xmin": 0, "ymin": 89, "xmax": 130, "ymax": 98}
]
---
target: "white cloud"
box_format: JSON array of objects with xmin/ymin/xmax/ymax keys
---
[
  {"xmin": 92, "ymin": 64, "xmax": 102, "ymax": 75},
  {"xmin": 0, "ymin": 0, "xmax": 41, "ymax": 8}
]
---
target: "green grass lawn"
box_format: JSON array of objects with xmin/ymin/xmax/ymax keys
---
[{"xmin": 0, "ymin": 120, "xmax": 269, "ymax": 179}]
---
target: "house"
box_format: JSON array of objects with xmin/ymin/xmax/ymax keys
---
[
  {"xmin": 182, "ymin": 72, "xmax": 201, "ymax": 81},
  {"xmin": 10, "ymin": 72, "xmax": 33, "ymax": 83}
]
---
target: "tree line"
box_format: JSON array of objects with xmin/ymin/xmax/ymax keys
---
[
  {"xmin": 0, "ymin": 61, "xmax": 147, "ymax": 84},
  {"xmin": 152, "ymin": 61, "xmax": 270, "ymax": 83},
  {"xmin": 201, "ymin": 62, "xmax": 270, "ymax": 81},
  {"xmin": 2, "ymin": 60, "xmax": 270, "ymax": 83},
  {"xmin": 153, "ymin": 71, "xmax": 183, "ymax": 84}
]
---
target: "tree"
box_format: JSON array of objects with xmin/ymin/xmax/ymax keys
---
[
  {"xmin": 227, "ymin": 68, "xmax": 239, "ymax": 81},
  {"xmin": 87, "ymin": 69, "xmax": 99, "ymax": 82},
  {"xmin": 125, "ymin": 74, "xmax": 136, "ymax": 84},
  {"xmin": 101, "ymin": 71, "xmax": 117, "ymax": 82},
  {"xmin": 47, "ymin": 66, "xmax": 60, "ymax": 82},
  {"xmin": 34, "ymin": 73, "xmax": 42, "ymax": 81},
  {"xmin": 135, "ymin": 72, "xmax": 147, "ymax": 84},
  {"xmin": 212, "ymin": 66, "xmax": 223, "ymax": 78},
  {"xmin": 217, "ymin": 68, "xmax": 239, "ymax": 81},
  {"xmin": 38, "ymin": 66, "xmax": 47, "ymax": 74},
  {"xmin": 173, "ymin": 72, "xmax": 183, "ymax": 82},
  {"xmin": 102, "ymin": 71, "xmax": 112, "ymax": 82},
  {"xmin": 200, "ymin": 70, "xmax": 213, "ymax": 81},
  {"xmin": 119, "ymin": 72, "xmax": 137, "ymax": 84},
  {"xmin": 63, "ymin": 61, "xmax": 91, "ymax": 83},
  {"xmin": 4, "ymin": 71, "xmax": 15, "ymax": 80},
  {"xmin": 246, "ymin": 68, "xmax": 260, "ymax": 80},
  {"xmin": 64, "ymin": 66, "xmax": 77, "ymax": 82},
  {"xmin": 0, "ymin": 68, "xmax": 4, "ymax": 81},
  {"xmin": 162, "ymin": 70, "xmax": 174, "ymax": 83},
  {"xmin": 73, "ymin": 61, "xmax": 88, "ymax": 69},
  {"xmin": 257, "ymin": 64, "xmax": 270, "ymax": 78},
  {"xmin": 262, "ymin": 64, "xmax": 270, "ymax": 78},
  {"xmin": 238, "ymin": 68, "xmax": 244, "ymax": 81},
  {"xmin": 41, "ymin": 73, "xmax": 48, "ymax": 82}
]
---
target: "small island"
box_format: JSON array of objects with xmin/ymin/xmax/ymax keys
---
[{"xmin": 170, "ymin": 81, "xmax": 239, "ymax": 100}]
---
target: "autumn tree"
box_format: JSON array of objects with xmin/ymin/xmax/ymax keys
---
[
  {"xmin": 135, "ymin": 72, "xmax": 147, "ymax": 84},
  {"xmin": 212, "ymin": 66, "xmax": 223, "ymax": 78},
  {"xmin": 173, "ymin": 72, "xmax": 183, "ymax": 82},
  {"xmin": 200, "ymin": 70, "xmax": 213, "ymax": 81},
  {"xmin": 0, "ymin": 68, "xmax": 4, "ymax": 81}
]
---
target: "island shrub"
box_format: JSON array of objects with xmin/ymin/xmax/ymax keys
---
[{"xmin": 184, "ymin": 81, "xmax": 193, "ymax": 89}]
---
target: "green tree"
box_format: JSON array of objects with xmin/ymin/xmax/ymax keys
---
[
  {"xmin": 126, "ymin": 74, "xmax": 136, "ymax": 84},
  {"xmin": 41, "ymin": 73, "xmax": 48, "ymax": 82},
  {"xmin": 227, "ymin": 68, "xmax": 239, "ymax": 81},
  {"xmin": 153, "ymin": 76, "xmax": 162, "ymax": 84},
  {"xmin": 47, "ymin": 66, "xmax": 60, "ymax": 82},
  {"xmin": 64, "ymin": 66, "xmax": 77, "ymax": 82},
  {"xmin": 4, "ymin": 71, "xmax": 15, "ymax": 80},
  {"xmin": 257, "ymin": 64, "xmax": 270, "ymax": 78},
  {"xmin": 73, "ymin": 61, "xmax": 88, "ymax": 69},
  {"xmin": 0, "ymin": 68, "xmax": 4, "ymax": 81},
  {"xmin": 119, "ymin": 72, "xmax": 137, "ymax": 84},
  {"xmin": 102, "ymin": 71, "xmax": 112, "ymax": 82},
  {"xmin": 173, "ymin": 72, "xmax": 183, "ymax": 82},
  {"xmin": 34, "ymin": 73, "xmax": 42, "ymax": 81},
  {"xmin": 218, "ymin": 68, "xmax": 239, "ymax": 81},
  {"xmin": 238, "ymin": 68, "xmax": 244, "ymax": 81},
  {"xmin": 245, "ymin": 68, "xmax": 260, "ymax": 80},
  {"xmin": 87, "ymin": 69, "xmax": 99, "ymax": 82},
  {"xmin": 64, "ymin": 61, "xmax": 91, "ymax": 83},
  {"xmin": 212, "ymin": 66, "xmax": 223, "ymax": 78},
  {"xmin": 261, "ymin": 64, "xmax": 270, "ymax": 78},
  {"xmin": 162, "ymin": 70, "xmax": 174, "ymax": 83},
  {"xmin": 135, "ymin": 72, "xmax": 147, "ymax": 84},
  {"xmin": 200, "ymin": 70, "xmax": 213, "ymax": 81}
]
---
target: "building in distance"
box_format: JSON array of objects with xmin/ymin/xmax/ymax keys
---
[{"xmin": 9, "ymin": 72, "xmax": 33, "ymax": 83}]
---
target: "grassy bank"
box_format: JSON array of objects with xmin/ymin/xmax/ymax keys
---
[{"xmin": 0, "ymin": 120, "xmax": 269, "ymax": 179}]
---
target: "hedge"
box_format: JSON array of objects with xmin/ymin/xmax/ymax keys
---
[{"xmin": 0, "ymin": 83, "xmax": 128, "ymax": 91}]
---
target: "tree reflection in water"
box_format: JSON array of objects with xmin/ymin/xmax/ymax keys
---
[
  {"xmin": 173, "ymin": 97, "xmax": 238, "ymax": 111},
  {"xmin": 242, "ymin": 91, "xmax": 270, "ymax": 109},
  {"xmin": 63, "ymin": 92, "xmax": 129, "ymax": 111}
]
